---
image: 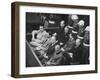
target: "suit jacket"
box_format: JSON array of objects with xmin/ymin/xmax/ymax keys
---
[
  {"xmin": 57, "ymin": 28, "xmax": 69, "ymax": 44},
  {"xmin": 63, "ymin": 38, "xmax": 76, "ymax": 53},
  {"xmin": 46, "ymin": 43, "xmax": 57, "ymax": 58}
]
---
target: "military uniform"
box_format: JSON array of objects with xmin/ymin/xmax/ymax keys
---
[
  {"xmin": 81, "ymin": 26, "xmax": 90, "ymax": 64},
  {"xmin": 61, "ymin": 37, "xmax": 76, "ymax": 65}
]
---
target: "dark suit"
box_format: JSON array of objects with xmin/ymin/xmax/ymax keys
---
[
  {"xmin": 57, "ymin": 28, "xmax": 69, "ymax": 45},
  {"xmin": 61, "ymin": 38, "xmax": 76, "ymax": 65},
  {"xmin": 64, "ymin": 38, "xmax": 76, "ymax": 52},
  {"xmin": 74, "ymin": 44, "xmax": 83, "ymax": 63},
  {"xmin": 81, "ymin": 31, "xmax": 90, "ymax": 64},
  {"xmin": 46, "ymin": 43, "xmax": 57, "ymax": 59}
]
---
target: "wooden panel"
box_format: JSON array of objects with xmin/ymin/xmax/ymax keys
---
[{"xmin": 26, "ymin": 41, "xmax": 43, "ymax": 67}]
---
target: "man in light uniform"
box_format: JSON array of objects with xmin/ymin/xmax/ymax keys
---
[{"xmin": 30, "ymin": 25, "xmax": 49, "ymax": 47}]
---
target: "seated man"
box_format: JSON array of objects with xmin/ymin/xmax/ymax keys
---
[
  {"xmin": 45, "ymin": 44, "xmax": 63, "ymax": 66},
  {"xmin": 39, "ymin": 33, "xmax": 58, "ymax": 64},
  {"xmin": 74, "ymin": 38, "xmax": 83, "ymax": 64},
  {"xmin": 30, "ymin": 25, "xmax": 49, "ymax": 47},
  {"xmin": 57, "ymin": 25, "xmax": 70, "ymax": 45},
  {"xmin": 61, "ymin": 33, "xmax": 76, "ymax": 65},
  {"xmin": 33, "ymin": 32, "xmax": 57, "ymax": 58},
  {"xmin": 36, "ymin": 33, "xmax": 58, "ymax": 51}
]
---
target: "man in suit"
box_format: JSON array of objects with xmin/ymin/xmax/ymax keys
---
[
  {"xmin": 45, "ymin": 33, "xmax": 58, "ymax": 58},
  {"xmin": 61, "ymin": 33, "xmax": 76, "ymax": 65},
  {"xmin": 46, "ymin": 44, "xmax": 63, "ymax": 66},
  {"xmin": 57, "ymin": 25, "xmax": 70, "ymax": 45},
  {"xmin": 74, "ymin": 38, "xmax": 83, "ymax": 64}
]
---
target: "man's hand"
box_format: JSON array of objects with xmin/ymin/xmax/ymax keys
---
[{"xmin": 61, "ymin": 48, "xmax": 65, "ymax": 52}]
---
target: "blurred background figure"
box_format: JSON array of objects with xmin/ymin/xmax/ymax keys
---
[
  {"xmin": 60, "ymin": 20, "xmax": 66, "ymax": 29},
  {"xmin": 44, "ymin": 14, "xmax": 60, "ymax": 28},
  {"xmin": 67, "ymin": 14, "xmax": 79, "ymax": 33}
]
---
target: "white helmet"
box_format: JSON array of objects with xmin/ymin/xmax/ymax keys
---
[
  {"xmin": 85, "ymin": 26, "xmax": 90, "ymax": 32},
  {"xmin": 78, "ymin": 20, "xmax": 85, "ymax": 27},
  {"xmin": 71, "ymin": 15, "xmax": 78, "ymax": 21}
]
